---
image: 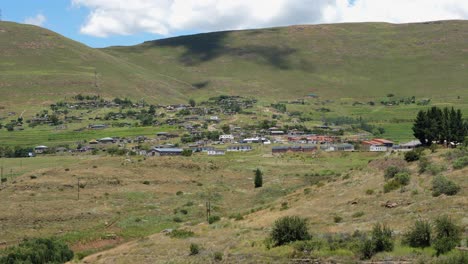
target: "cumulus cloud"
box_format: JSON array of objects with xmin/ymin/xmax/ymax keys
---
[
  {"xmin": 72, "ymin": 0, "xmax": 468, "ymax": 37},
  {"xmin": 24, "ymin": 13, "xmax": 47, "ymax": 27}
]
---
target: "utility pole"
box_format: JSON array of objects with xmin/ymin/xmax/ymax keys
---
[
  {"xmin": 77, "ymin": 178, "xmax": 80, "ymax": 200},
  {"xmin": 206, "ymin": 200, "xmax": 211, "ymax": 222}
]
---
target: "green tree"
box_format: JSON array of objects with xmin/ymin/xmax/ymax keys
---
[
  {"xmin": 0, "ymin": 238, "xmax": 74, "ymax": 264},
  {"xmin": 433, "ymin": 215, "xmax": 461, "ymax": 255},
  {"xmin": 148, "ymin": 105, "xmax": 156, "ymax": 115},
  {"xmin": 371, "ymin": 223, "xmax": 394, "ymax": 253},
  {"xmin": 403, "ymin": 219, "xmax": 432, "ymax": 248},
  {"xmin": 270, "ymin": 216, "xmax": 310, "ymax": 246},
  {"xmin": 189, "ymin": 99, "xmax": 196, "ymax": 107},
  {"xmin": 254, "ymin": 168, "xmax": 263, "ymax": 188}
]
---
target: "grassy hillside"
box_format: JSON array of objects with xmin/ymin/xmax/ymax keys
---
[
  {"xmin": 1, "ymin": 20, "xmax": 467, "ymax": 110},
  {"xmin": 104, "ymin": 20, "xmax": 468, "ymax": 102},
  {"xmin": 0, "ymin": 22, "xmax": 190, "ymax": 109}
]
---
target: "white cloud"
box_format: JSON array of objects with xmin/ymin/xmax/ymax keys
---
[
  {"xmin": 24, "ymin": 13, "xmax": 47, "ymax": 27},
  {"xmin": 72, "ymin": 0, "xmax": 468, "ymax": 37}
]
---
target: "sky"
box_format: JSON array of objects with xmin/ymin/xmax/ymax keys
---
[{"xmin": 1, "ymin": 0, "xmax": 468, "ymax": 48}]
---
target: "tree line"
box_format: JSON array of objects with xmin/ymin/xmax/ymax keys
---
[{"xmin": 413, "ymin": 106, "xmax": 467, "ymax": 146}]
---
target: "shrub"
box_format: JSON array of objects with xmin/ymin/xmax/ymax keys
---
[
  {"xmin": 213, "ymin": 251, "xmax": 223, "ymax": 261},
  {"xmin": 403, "ymin": 219, "xmax": 432, "ymax": 248},
  {"xmin": 432, "ymin": 176, "xmax": 460, "ymax": 197},
  {"xmin": 254, "ymin": 168, "xmax": 263, "ymax": 188},
  {"xmin": 169, "ymin": 229, "xmax": 195, "ymax": 239},
  {"xmin": 189, "ymin": 243, "xmax": 200, "ymax": 255},
  {"xmin": 179, "ymin": 209, "xmax": 188, "ymax": 215},
  {"xmin": 173, "ymin": 216, "xmax": 183, "ymax": 223},
  {"xmin": 365, "ymin": 189, "xmax": 374, "ymax": 195},
  {"xmin": 352, "ymin": 211, "xmax": 365, "ymax": 218},
  {"xmin": 181, "ymin": 149, "xmax": 193, "ymax": 157},
  {"xmin": 0, "ymin": 238, "xmax": 74, "ymax": 264},
  {"xmin": 142, "ymin": 180, "xmax": 150, "ymax": 185},
  {"xmin": 433, "ymin": 215, "xmax": 461, "ymax": 256},
  {"xmin": 427, "ymin": 164, "xmax": 447, "ymax": 175},
  {"xmin": 371, "ymin": 223, "xmax": 394, "ymax": 253},
  {"xmin": 359, "ymin": 238, "xmax": 375, "ymax": 260},
  {"xmin": 229, "ymin": 213, "xmax": 244, "ymax": 221},
  {"xmin": 453, "ymin": 156, "xmax": 468, "ymax": 169},
  {"xmin": 383, "ymin": 180, "xmax": 401, "ymax": 193},
  {"xmin": 208, "ymin": 215, "xmax": 221, "ymax": 224},
  {"xmin": 419, "ymin": 157, "xmax": 430, "ymax": 173},
  {"xmin": 395, "ymin": 172, "xmax": 410, "ymax": 186},
  {"xmin": 292, "ymin": 238, "xmax": 324, "ymax": 253},
  {"xmin": 270, "ymin": 216, "xmax": 310, "ymax": 246},
  {"xmin": 176, "ymin": 191, "xmax": 184, "ymax": 196},
  {"xmin": 333, "ymin": 215, "xmax": 343, "ymax": 223},
  {"xmin": 434, "ymin": 251, "xmax": 468, "ymax": 264},
  {"xmin": 404, "ymin": 150, "xmax": 421, "ymax": 162},
  {"xmin": 384, "ymin": 166, "xmax": 408, "ymax": 180}
]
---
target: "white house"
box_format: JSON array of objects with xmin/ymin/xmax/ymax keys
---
[
  {"xmin": 207, "ymin": 149, "xmax": 225, "ymax": 156},
  {"xmin": 370, "ymin": 145, "xmax": 387, "ymax": 152},
  {"xmin": 34, "ymin": 145, "xmax": 48, "ymax": 154},
  {"xmin": 219, "ymin": 134, "xmax": 234, "ymax": 142}
]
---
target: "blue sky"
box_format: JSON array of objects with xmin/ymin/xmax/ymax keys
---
[{"xmin": 2, "ymin": 0, "xmax": 467, "ymax": 48}]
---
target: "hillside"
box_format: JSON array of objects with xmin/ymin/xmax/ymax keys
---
[
  {"xmin": 0, "ymin": 20, "xmax": 467, "ymax": 109},
  {"xmin": 0, "ymin": 22, "xmax": 190, "ymax": 109},
  {"xmin": 104, "ymin": 20, "xmax": 468, "ymax": 102}
]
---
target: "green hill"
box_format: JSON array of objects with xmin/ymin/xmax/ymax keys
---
[
  {"xmin": 0, "ymin": 21, "xmax": 190, "ymax": 109},
  {"xmin": 104, "ymin": 20, "xmax": 468, "ymax": 102},
  {"xmin": 1, "ymin": 20, "xmax": 467, "ymax": 108}
]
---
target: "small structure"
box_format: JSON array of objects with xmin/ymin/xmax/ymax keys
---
[
  {"xmin": 98, "ymin": 137, "xmax": 115, "ymax": 144},
  {"xmin": 395, "ymin": 140, "xmax": 422, "ymax": 151},
  {"xmin": 207, "ymin": 149, "xmax": 225, "ymax": 156},
  {"xmin": 34, "ymin": 145, "xmax": 48, "ymax": 154},
  {"xmin": 148, "ymin": 148, "xmax": 183, "ymax": 156},
  {"xmin": 89, "ymin": 124, "xmax": 107, "ymax": 129},
  {"xmin": 272, "ymin": 145, "xmax": 317, "ymax": 154},
  {"xmin": 227, "ymin": 145, "xmax": 252, "ymax": 152},
  {"xmin": 321, "ymin": 143, "xmax": 355, "ymax": 152},
  {"xmin": 219, "ymin": 134, "xmax": 234, "ymax": 143},
  {"xmin": 192, "ymin": 146, "xmax": 215, "ymax": 153},
  {"xmin": 362, "ymin": 140, "xmax": 387, "ymax": 152}
]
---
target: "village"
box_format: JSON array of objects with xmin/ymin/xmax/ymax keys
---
[{"xmin": 0, "ymin": 94, "xmax": 427, "ymax": 158}]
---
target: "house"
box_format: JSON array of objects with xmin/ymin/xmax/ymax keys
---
[
  {"xmin": 270, "ymin": 130, "xmax": 285, "ymax": 136},
  {"xmin": 98, "ymin": 137, "xmax": 115, "ymax": 144},
  {"xmin": 321, "ymin": 143, "xmax": 355, "ymax": 152},
  {"xmin": 372, "ymin": 139, "xmax": 394, "ymax": 148},
  {"xmin": 219, "ymin": 134, "xmax": 234, "ymax": 143},
  {"xmin": 272, "ymin": 145, "xmax": 317, "ymax": 154},
  {"xmin": 362, "ymin": 140, "xmax": 387, "ymax": 152},
  {"xmin": 89, "ymin": 124, "xmax": 107, "ymax": 129},
  {"xmin": 242, "ymin": 137, "xmax": 268, "ymax": 144},
  {"xmin": 396, "ymin": 140, "xmax": 422, "ymax": 151},
  {"xmin": 227, "ymin": 145, "xmax": 252, "ymax": 152},
  {"xmin": 148, "ymin": 148, "xmax": 183, "ymax": 156},
  {"xmin": 207, "ymin": 149, "xmax": 225, "ymax": 156},
  {"xmin": 192, "ymin": 146, "xmax": 215, "ymax": 153},
  {"xmin": 34, "ymin": 145, "xmax": 48, "ymax": 154}
]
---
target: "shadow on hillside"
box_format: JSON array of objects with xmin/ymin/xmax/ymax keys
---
[{"xmin": 144, "ymin": 31, "xmax": 312, "ymax": 71}]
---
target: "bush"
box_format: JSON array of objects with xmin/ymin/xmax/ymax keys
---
[
  {"xmin": 453, "ymin": 156, "xmax": 468, "ymax": 169},
  {"xmin": 189, "ymin": 243, "xmax": 200, "ymax": 255},
  {"xmin": 403, "ymin": 219, "xmax": 432, "ymax": 248},
  {"xmin": 365, "ymin": 189, "xmax": 374, "ymax": 195},
  {"xmin": 434, "ymin": 251, "xmax": 468, "ymax": 264},
  {"xmin": 254, "ymin": 168, "xmax": 263, "ymax": 188},
  {"xmin": 270, "ymin": 216, "xmax": 311, "ymax": 246},
  {"xmin": 384, "ymin": 166, "xmax": 408, "ymax": 180},
  {"xmin": 333, "ymin": 215, "xmax": 343, "ymax": 223},
  {"xmin": 181, "ymin": 149, "xmax": 193, "ymax": 157},
  {"xmin": 292, "ymin": 238, "xmax": 324, "ymax": 254},
  {"xmin": 0, "ymin": 238, "xmax": 74, "ymax": 264},
  {"xmin": 427, "ymin": 164, "xmax": 447, "ymax": 175},
  {"xmin": 395, "ymin": 172, "xmax": 410, "ymax": 185},
  {"xmin": 419, "ymin": 157, "xmax": 430, "ymax": 173},
  {"xmin": 169, "ymin": 229, "xmax": 195, "ymax": 239},
  {"xmin": 352, "ymin": 211, "xmax": 365, "ymax": 218},
  {"xmin": 213, "ymin": 251, "xmax": 223, "ymax": 261},
  {"xmin": 404, "ymin": 150, "xmax": 421, "ymax": 162},
  {"xmin": 383, "ymin": 180, "xmax": 401, "ymax": 193},
  {"xmin": 359, "ymin": 238, "xmax": 375, "ymax": 260},
  {"xmin": 433, "ymin": 215, "xmax": 461, "ymax": 256},
  {"xmin": 432, "ymin": 176, "xmax": 460, "ymax": 197},
  {"xmin": 371, "ymin": 223, "xmax": 394, "ymax": 253},
  {"xmin": 208, "ymin": 215, "xmax": 221, "ymax": 224}
]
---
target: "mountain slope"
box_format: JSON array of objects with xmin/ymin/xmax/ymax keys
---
[
  {"xmin": 0, "ymin": 20, "xmax": 467, "ymax": 108},
  {"xmin": 104, "ymin": 20, "xmax": 468, "ymax": 101},
  {"xmin": 0, "ymin": 22, "xmax": 190, "ymax": 108}
]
